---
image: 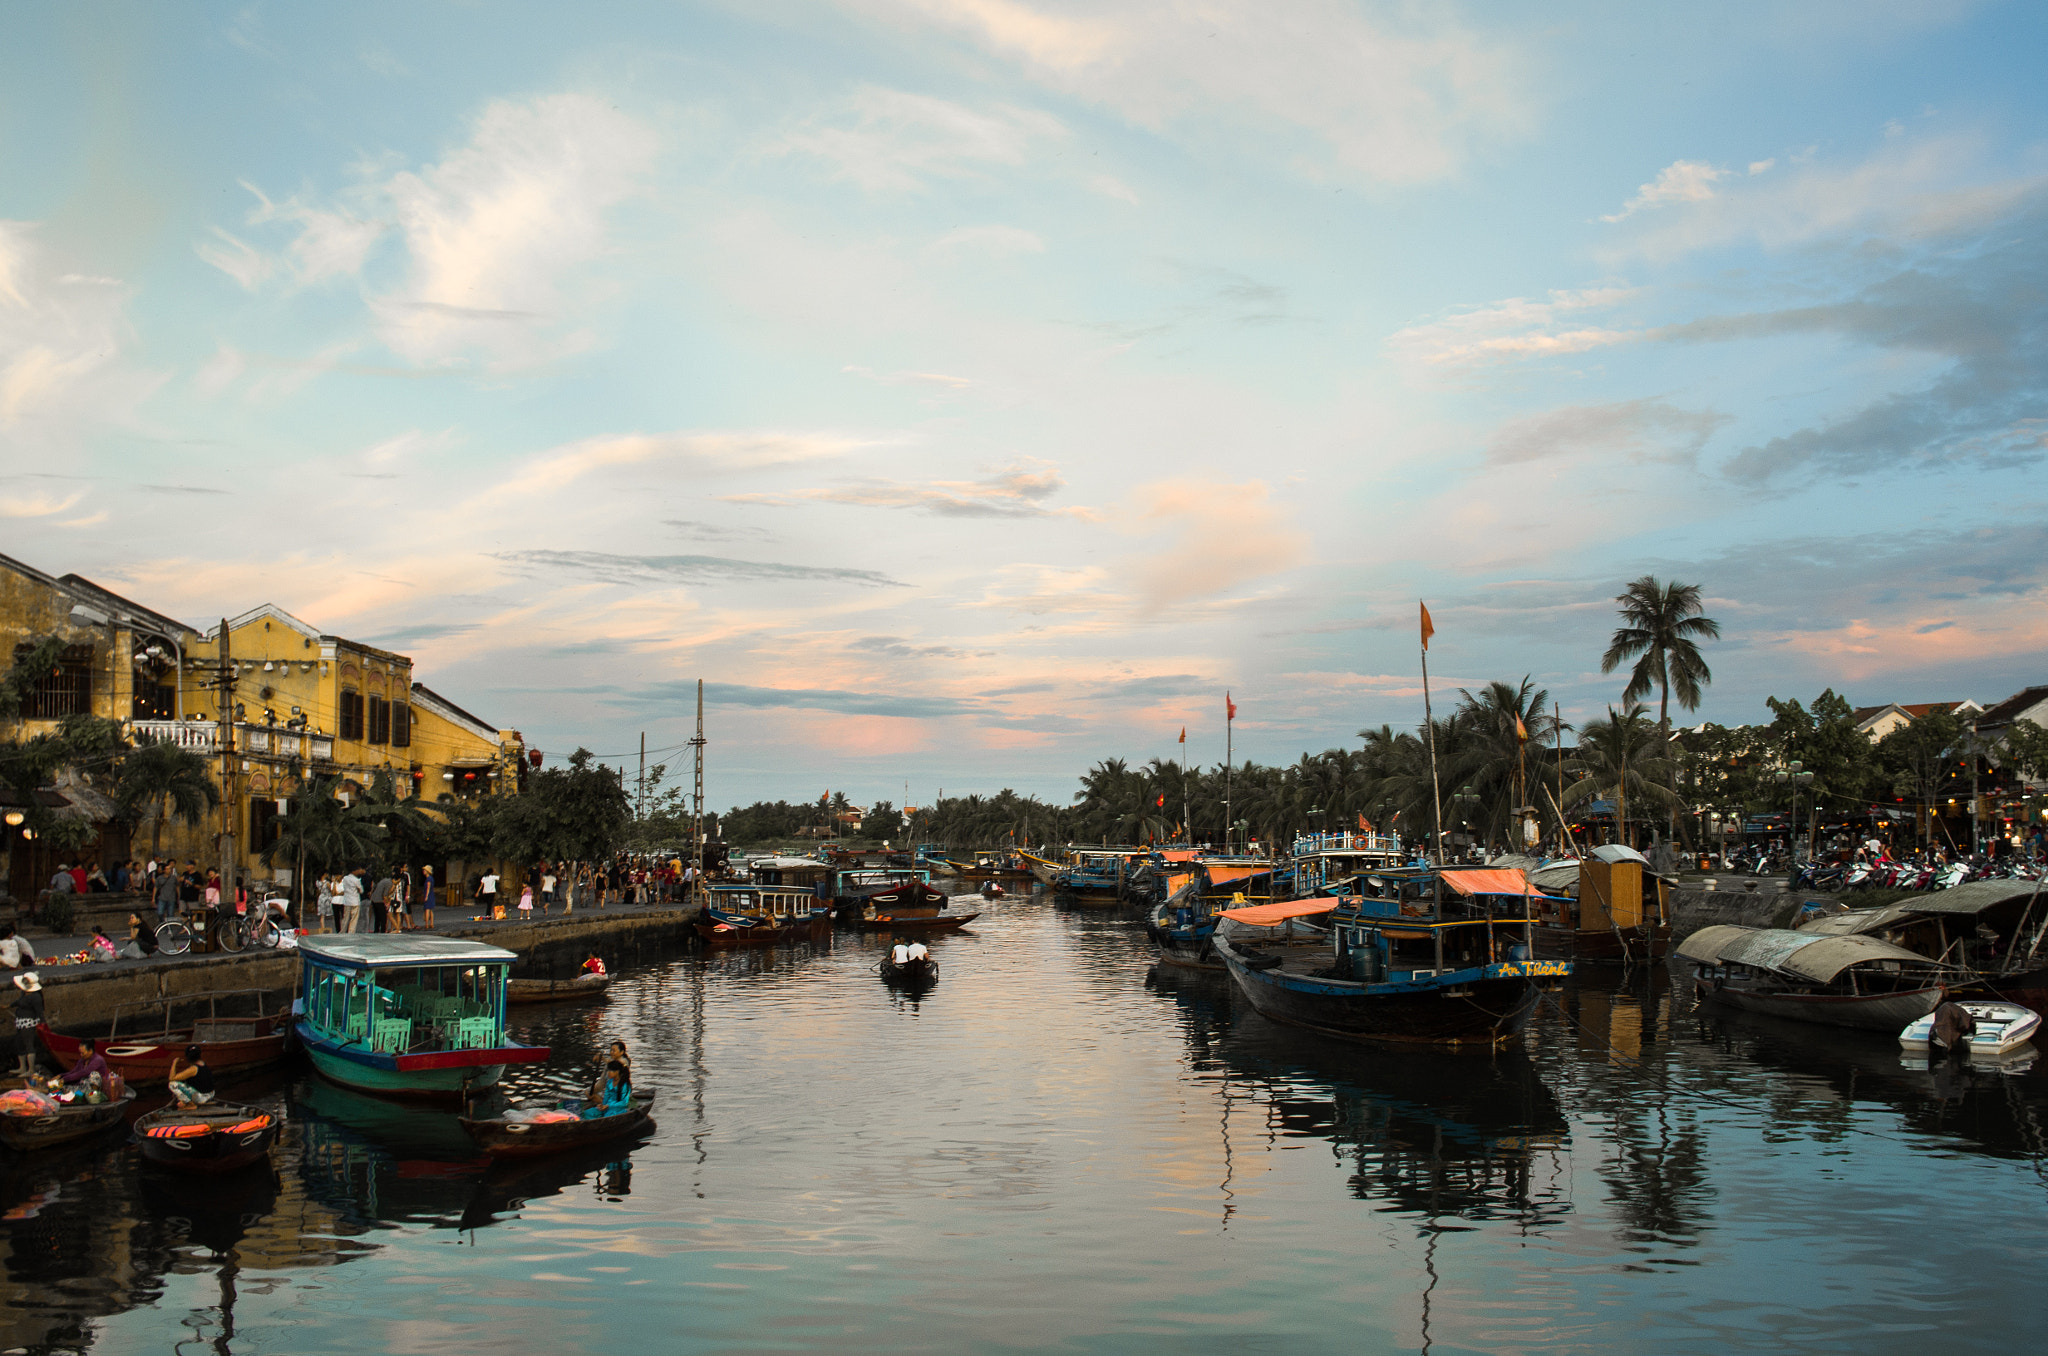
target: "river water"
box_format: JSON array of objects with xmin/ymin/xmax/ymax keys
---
[{"xmin": 4, "ymin": 889, "xmax": 2044, "ymax": 1354}]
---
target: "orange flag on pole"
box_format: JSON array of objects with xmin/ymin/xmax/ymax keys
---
[
  {"xmin": 1178, "ymin": 727, "xmax": 1186, "ymax": 744},
  {"xmin": 1227, "ymin": 693, "xmax": 1237, "ymax": 721},
  {"xmin": 1420, "ymin": 601, "xmax": 1435, "ymax": 651}
]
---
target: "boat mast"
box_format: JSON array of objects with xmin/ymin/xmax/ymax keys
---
[
  {"xmin": 1421, "ymin": 602, "xmax": 1443, "ymax": 866},
  {"xmin": 691, "ymin": 679, "xmax": 706, "ymax": 905}
]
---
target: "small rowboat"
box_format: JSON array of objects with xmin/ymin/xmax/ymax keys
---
[
  {"xmin": 40, "ymin": 989, "xmax": 294, "ymax": 1088},
  {"xmin": 133, "ymin": 1101, "xmax": 281, "ymax": 1174},
  {"xmin": 1900, "ymin": 1001, "xmax": 2042, "ymax": 1055},
  {"xmin": 0, "ymin": 1089, "xmax": 137, "ymax": 1152},
  {"xmin": 506, "ymin": 973, "xmax": 613, "ymax": 1004},
  {"xmin": 879, "ymin": 955, "xmax": 939, "ymax": 985},
  {"xmin": 459, "ymin": 1090, "xmax": 656, "ymax": 1159}
]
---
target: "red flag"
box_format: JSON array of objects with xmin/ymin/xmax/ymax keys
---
[
  {"xmin": 1226, "ymin": 692, "xmax": 1237, "ymax": 721},
  {"xmin": 1420, "ymin": 602, "xmax": 1435, "ymax": 652},
  {"xmin": 1156, "ymin": 795, "xmax": 1165, "ymax": 808},
  {"xmin": 1178, "ymin": 726, "xmax": 1186, "ymax": 744}
]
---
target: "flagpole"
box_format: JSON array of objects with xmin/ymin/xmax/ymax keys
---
[
  {"xmin": 1225, "ymin": 699, "xmax": 1233, "ymax": 854},
  {"xmin": 1421, "ymin": 605, "xmax": 1444, "ymax": 866},
  {"xmin": 1180, "ymin": 728, "xmax": 1189, "ymax": 848}
]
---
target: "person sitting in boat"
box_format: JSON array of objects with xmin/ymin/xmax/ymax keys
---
[
  {"xmin": 906, "ymin": 941, "xmax": 929, "ymax": 963},
  {"xmin": 58, "ymin": 1037, "xmax": 108, "ymax": 1086},
  {"xmin": 167, "ymin": 1045, "xmax": 216, "ymax": 1109},
  {"xmin": 890, "ymin": 943, "xmax": 911, "ymax": 966},
  {"xmin": 581, "ymin": 952, "xmax": 607, "ymax": 977},
  {"xmin": 581, "ymin": 1061, "xmax": 632, "ymax": 1119}
]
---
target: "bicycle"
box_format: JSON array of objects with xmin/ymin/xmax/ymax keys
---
[{"xmin": 153, "ymin": 917, "xmax": 193, "ymax": 956}]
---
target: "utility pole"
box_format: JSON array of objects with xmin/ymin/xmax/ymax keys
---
[
  {"xmin": 1970, "ymin": 720, "xmax": 1981, "ymax": 856},
  {"xmin": 216, "ymin": 619, "xmax": 238, "ymax": 911},
  {"xmin": 690, "ymin": 679, "xmax": 706, "ymax": 905},
  {"xmin": 638, "ymin": 730, "xmax": 646, "ymax": 822}
]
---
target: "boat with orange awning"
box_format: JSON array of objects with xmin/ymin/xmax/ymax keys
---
[{"xmin": 1212, "ymin": 866, "xmax": 1570, "ymax": 1045}]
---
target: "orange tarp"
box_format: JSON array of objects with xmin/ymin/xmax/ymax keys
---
[
  {"xmin": 1439, "ymin": 868, "xmax": 1533, "ymax": 897},
  {"xmin": 1204, "ymin": 864, "xmax": 1270, "ymax": 887},
  {"xmin": 1217, "ymin": 899, "xmax": 1336, "ymax": 926},
  {"xmin": 1159, "ymin": 850, "xmax": 1201, "ymax": 863}
]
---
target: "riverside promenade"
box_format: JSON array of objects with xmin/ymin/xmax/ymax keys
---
[{"xmin": 23, "ymin": 898, "xmax": 702, "ymax": 1032}]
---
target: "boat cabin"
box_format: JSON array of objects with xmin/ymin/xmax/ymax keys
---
[
  {"xmin": 1325, "ymin": 867, "xmax": 1559, "ymax": 984},
  {"xmin": 301, "ymin": 935, "xmax": 519, "ymax": 1056},
  {"xmin": 707, "ymin": 880, "xmax": 829, "ymax": 922}
]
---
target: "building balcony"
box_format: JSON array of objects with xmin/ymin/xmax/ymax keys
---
[{"xmin": 131, "ymin": 720, "xmax": 334, "ymax": 763}]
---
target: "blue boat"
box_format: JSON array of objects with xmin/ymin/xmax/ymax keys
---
[
  {"xmin": 296, "ymin": 935, "xmax": 550, "ymax": 1100},
  {"xmin": 1212, "ymin": 867, "xmax": 1571, "ymax": 1045},
  {"xmin": 698, "ymin": 859, "xmax": 834, "ymax": 944}
]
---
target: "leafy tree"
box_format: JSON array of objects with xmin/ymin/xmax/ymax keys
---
[
  {"xmin": 117, "ymin": 733, "xmax": 222, "ymax": 859},
  {"xmin": 492, "ymin": 748, "xmax": 631, "ymax": 864},
  {"xmin": 1600, "ymin": 577, "xmax": 1721, "ymax": 736},
  {"xmin": 859, "ymin": 800, "xmax": 901, "ymax": 840},
  {"xmin": 260, "ymin": 772, "xmax": 390, "ymax": 901},
  {"xmin": 1874, "ymin": 707, "xmax": 1967, "ymax": 846}
]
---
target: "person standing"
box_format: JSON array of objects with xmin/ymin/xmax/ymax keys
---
[
  {"xmin": 8, "ymin": 973, "xmax": 44, "ymax": 1080},
  {"xmin": 314, "ymin": 874, "xmax": 333, "ymax": 934},
  {"xmin": 479, "ymin": 869, "xmax": 501, "ymax": 917},
  {"xmin": 339, "ymin": 867, "xmax": 364, "ymax": 934},
  {"xmin": 517, "ymin": 882, "xmax": 534, "ymax": 921},
  {"xmin": 541, "ymin": 866, "xmax": 558, "ymax": 914},
  {"xmin": 397, "ymin": 865, "xmax": 414, "ymax": 932},
  {"xmin": 420, "ymin": 865, "xmax": 436, "ymax": 931},
  {"xmin": 155, "ymin": 861, "xmax": 180, "ymax": 922}
]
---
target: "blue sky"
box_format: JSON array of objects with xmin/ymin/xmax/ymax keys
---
[{"xmin": 4, "ymin": 2, "xmax": 2046, "ymax": 806}]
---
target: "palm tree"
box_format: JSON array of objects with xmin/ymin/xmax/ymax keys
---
[
  {"xmin": 1445, "ymin": 678, "xmax": 1565, "ymax": 853},
  {"xmin": 261, "ymin": 772, "xmax": 390, "ymax": 908},
  {"xmin": 1562, "ymin": 703, "xmax": 1682, "ymax": 848},
  {"xmin": 1600, "ymin": 577, "xmax": 1721, "ymax": 736},
  {"xmin": 117, "ymin": 735, "xmax": 221, "ymax": 859}
]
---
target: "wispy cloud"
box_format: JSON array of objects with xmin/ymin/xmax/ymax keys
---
[
  {"xmin": 1488, "ymin": 399, "xmax": 1728, "ymax": 468},
  {"xmin": 841, "ymin": 0, "xmax": 1528, "ymax": 184},
  {"xmin": 494, "ymin": 550, "xmax": 908, "ymax": 588},
  {"xmin": 775, "ymin": 86, "xmax": 1064, "ymax": 194},
  {"xmin": 727, "ymin": 458, "xmax": 1087, "ymax": 518},
  {"xmin": 1602, "ymin": 159, "xmax": 1729, "ymax": 221}
]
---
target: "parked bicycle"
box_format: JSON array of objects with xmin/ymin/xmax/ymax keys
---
[{"xmin": 148, "ymin": 897, "xmax": 289, "ymax": 957}]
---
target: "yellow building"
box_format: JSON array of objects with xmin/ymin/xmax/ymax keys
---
[{"xmin": 2, "ymin": 553, "xmax": 519, "ymax": 896}]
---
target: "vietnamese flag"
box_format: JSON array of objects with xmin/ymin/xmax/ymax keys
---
[
  {"xmin": 1420, "ymin": 601, "xmax": 1435, "ymax": 652},
  {"xmin": 1226, "ymin": 692, "xmax": 1237, "ymax": 721}
]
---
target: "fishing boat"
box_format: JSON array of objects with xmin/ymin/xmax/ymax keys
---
[
  {"xmin": 1055, "ymin": 849, "xmax": 1139, "ymax": 906},
  {"xmin": 505, "ymin": 973, "xmax": 614, "ymax": 1004},
  {"xmin": 460, "ymin": 1090, "xmax": 657, "ymax": 1159},
  {"xmin": 1793, "ymin": 877, "xmax": 2048, "ymax": 1016},
  {"xmin": 39, "ymin": 988, "xmax": 293, "ymax": 1087},
  {"xmin": 1146, "ymin": 880, "xmax": 1223, "ymax": 971},
  {"xmin": 864, "ymin": 882, "xmax": 978, "ymax": 932},
  {"xmin": 1212, "ymin": 869, "xmax": 1570, "ymax": 1045},
  {"xmin": 133, "ymin": 1101, "xmax": 281, "ymax": 1173},
  {"xmin": 1286, "ymin": 828, "xmax": 1404, "ymax": 897},
  {"xmin": 0, "ymin": 1088, "xmax": 136, "ymax": 1151},
  {"xmin": 698, "ymin": 870, "xmax": 833, "ymax": 945},
  {"xmin": 954, "ymin": 852, "xmax": 1035, "ymax": 883},
  {"xmin": 1678, "ymin": 925, "xmax": 1955, "ymax": 1030},
  {"xmin": 1898, "ymin": 1001, "xmax": 2041, "ymax": 1055},
  {"xmin": 296, "ymin": 935, "xmax": 550, "ymax": 1100}
]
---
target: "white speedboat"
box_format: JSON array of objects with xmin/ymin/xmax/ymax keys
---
[{"xmin": 1898, "ymin": 1001, "xmax": 2042, "ymax": 1055}]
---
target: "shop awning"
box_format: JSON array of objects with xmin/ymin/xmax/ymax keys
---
[{"xmin": 1218, "ymin": 899, "xmax": 1336, "ymax": 926}]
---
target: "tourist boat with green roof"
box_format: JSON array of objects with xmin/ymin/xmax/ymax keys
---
[{"xmin": 296, "ymin": 935, "xmax": 550, "ymax": 1101}]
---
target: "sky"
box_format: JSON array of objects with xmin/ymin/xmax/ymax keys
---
[{"xmin": 3, "ymin": 1, "xmax": 2047, "ymax": 809}]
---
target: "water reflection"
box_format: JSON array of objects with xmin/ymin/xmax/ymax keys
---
[{"xmin": 1148, "ymin": 964, "xmax": 1572, "ymax": 1232}]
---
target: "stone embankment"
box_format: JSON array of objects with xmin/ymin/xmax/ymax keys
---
[{"xmin": 33, "ymin": 902, "xmax": 700, "ymax": 1033}]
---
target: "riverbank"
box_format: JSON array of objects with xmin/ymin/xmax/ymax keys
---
[{"xmin": 30, "ymin": 900, "xmax": 702, "ymax": 1031}]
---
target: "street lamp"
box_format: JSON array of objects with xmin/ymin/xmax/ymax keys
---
[{"xmin": 1774, "ymin": 761, "xmax": 1815, "ymax": 860}]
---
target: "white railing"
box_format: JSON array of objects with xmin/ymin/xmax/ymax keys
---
[
  {"xmin": 1292, "ymin": 831, "xmax": 1403, "ymax": 856},
  {"xmin": 131, "ymin": 721, "xmax": 334, "ymax": 762},
  {"xmin": 131, "ymin": 720, "xmax": 218, "ymax": 752}
]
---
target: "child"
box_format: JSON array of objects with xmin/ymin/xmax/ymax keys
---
[{"xmin": 517, "ymin": 883, "xmax": 534, "ymax": 920}]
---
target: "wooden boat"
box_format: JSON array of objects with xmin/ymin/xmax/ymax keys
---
[
  {"xmin": 879, "ymin": 954, "xmax": 939, "ymax": 985},
  {"xmin": 1527, "ymin": 850, "xmax": 1672, "ymax": 962},
  {"xmin": 505, "ymin": 973, "xmax": 613, "ymax": 1004},
  {"xmin": 133, "ymin": 1100, "xmax": 280, "ymax": 1173},
  {"xmin": 0, "ymin": 1088, "xmax": 137, "ymax": 1151},
  {"xmin": 856, "ymin": 879, "xmax": 977, "ymax": 932},
  {"xmin": 1146, "ymin": 884, "xmax": 1224, "ymax": 971},
  {"xmin": 829, "ymin": 867, "xmax": 940, "ymax": 922},
  {"xmin": 460, "ymin": 1090, "xmax": 656, "ymax": 1159},
  {"xmin": 1899, "ymin": 1000, "xmax": 2042, "ymax": 1055},
  {"xmin": 296, "ymin": 935, "xmax": 550, "ymax": 1101},
  {"xmin": 39, "ymin": 988, "xmax": 293, "ymax": 1087},
  {"xmin": 1678, "ymin": 925, "xmax": 1956, "ymax": 1031},
  {"xmin": 699, "ymin": 869, "xmax": 834, "ymax": 944},
  {"xmin": 1213, "ymin": 870, "xmax": 1570, "ymax": 1046}
]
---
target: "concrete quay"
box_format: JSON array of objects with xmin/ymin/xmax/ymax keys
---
[{"xmin": 28, "ymin": 900, "xmax": 701, "ymax": 1034}]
